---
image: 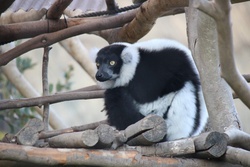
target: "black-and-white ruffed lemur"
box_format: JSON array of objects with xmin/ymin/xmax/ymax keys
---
[{"xmin": 94, "ymin": 39, "xmax": 208, "ymax": 141}]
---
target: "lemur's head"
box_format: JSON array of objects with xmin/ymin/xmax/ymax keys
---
[
  {"xmin": 95, "ymin": 43, "xmax": 140, "ymax": 89},
  {"xmin": 95, "ymin": 45, "xmax": 125, "ymax": 82}
]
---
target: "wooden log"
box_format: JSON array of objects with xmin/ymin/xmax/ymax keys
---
[
  {"xmin": 48, "ymin": 130, "xmax": 99, "ymax": 148},
  {"xmin": 1, "ymin": 133, "xmax": 16, "ymax": 143},
  {"xmin": 17, "ymin": 127, "xmax": 39, "ymax": 146},
  {"xmin": 222, "ymin": 146, "xmax": 250, "ymax": 166},
  {"xmin": 124, "ymin": 115, "xmax": 159, "ymax": 139},
  {"xmin": 39, "ymin": 120, "xmax": 108, "ymax": 139},
  {"xmin": 126, "ymin": 115, "xmax": 167, "ymax": 146},
  {"xmin": 136, "ymin": 137, "xmax": 195, "ymax": 157},
  {"xmin": 16, "ymin": 118, "xmax": 44, "ymax": 146},
  {"xmin": 0, "ymin": 142, "xmax": 240, "ymax": 167},
  {"xmin": 94, "ymin": 124, "xmax": 116, "ymax": 148},
  {"xmin": 194, "ymin": 131, "xmax": 228, "ymax": 158},
  {"xmin": 112, "ymin": 115, "xmax": 166, "ymax": 148}
]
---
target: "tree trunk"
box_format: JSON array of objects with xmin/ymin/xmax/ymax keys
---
[{"xmin": 185, "ymin": 2, "xmax": 241, "ymax": 132}]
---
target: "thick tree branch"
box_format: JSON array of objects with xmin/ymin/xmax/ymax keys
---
[
  {"xmin": 46, "ymin": 0, "xmax": 72, "ymax": 20},
  {"xmin": 0, "ymin": 0, "xmax": 248, "ymax": 45},
  {"xmin": 186, "ymin": 1, "xmax": 241, "ymax": 132},
  {"xmin": 224, "ymin": 126, "xmax": 250, "ymax": 151},
  {"xmin": 0, "ymin": 142, "xmax": 239, "ymax": 167},
  {"xmin": 0, "ymin": 7, "xmax": 138, "ymax": 45},
  {"xmin": 194, "ymin": 1, "xmax": 250, "ymax": 109},
  {"xmin": 0, "ymin": 10, "xmax": 136, "ymax": 66},
  {"xmin": 103, "ymin": 0, "xmax": 188, "ymax": 43},
  {"xmin": 0, "ymin": 18, "xmax": 82, "ymax": 45},
  {"xmin": 223, "ymin": 146, "xmax": 250, "ymax": 166},
  {"xmin": 94, "ymin": 0, "xmax": 248, "ymax": 44},
  {"xmin": 95, "ymin": 7, "xmax": 185, "ymax": 43}
]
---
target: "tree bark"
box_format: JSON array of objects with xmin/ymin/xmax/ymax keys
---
[
  {"xmin": 0, "ymin": 143, "xmax": 241, "ymax": 167},
  {"xmin": 49, "ymin": 130, "xmax": 99, "ymax": 148},
  {"xmin": 186, "ymin": 2, "xmax": 241, "ymax": 132}
]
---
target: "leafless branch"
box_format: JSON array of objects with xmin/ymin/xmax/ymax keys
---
[
  {"xmin": 42, "ymin": 47, "xmax": 52, "ymax": 132},
  {"xmin": 0, "ymin": 90, "xmax": 104, "ymax": 110},
  {"xmin": 194, "ymin": 0, "xmax": 250, "ymax": 109}
]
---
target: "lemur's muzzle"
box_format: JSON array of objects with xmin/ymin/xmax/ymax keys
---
[{"xmin": 95, "ymin": 65, "xmax": 112, "ymax": 82}]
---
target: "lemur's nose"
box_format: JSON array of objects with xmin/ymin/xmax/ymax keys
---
[{"xmin": 95, "ymin": 70, "xmax": 111, "ymax": 82}]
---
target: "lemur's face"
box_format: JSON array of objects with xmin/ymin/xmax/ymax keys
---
[{"xmin": 95, "ymin": 45, "xmax": 125, "ymax": 82}]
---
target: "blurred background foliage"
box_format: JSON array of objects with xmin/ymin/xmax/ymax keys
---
[{"xmin": 0, "ymin": 57, "xmax": 74, "ymax": 139}]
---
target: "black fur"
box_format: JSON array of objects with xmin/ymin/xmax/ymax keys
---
[
  {"xmin": 105, "ymin": 87, "xmax": 144, "ymax": 130},
  {"xmin": 128, "ymin": 48, "xmax": 200, "ymax": 103}
]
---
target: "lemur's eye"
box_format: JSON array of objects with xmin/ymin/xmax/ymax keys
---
[
  {"xmin": 96, "ymin": 62, "xmax": 100, "ymax": 68},
  {"xmin": 110, "ymin": 61, "xmax": 116, "ymax": 66}
]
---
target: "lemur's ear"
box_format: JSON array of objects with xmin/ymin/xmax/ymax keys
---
[
  {"xmin": 121, "ymin": 52, "xmax": 132, "ymax": 64},
  {"xmin": 89, "ymin": 47, "xmax": 100, "ymax": 62},
  {"xmin": 121, "ymin": 46, "xmax": 139, "ymax": 64}
]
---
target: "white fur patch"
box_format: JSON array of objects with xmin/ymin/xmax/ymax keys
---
[
  {"xmin": 113, "ymin": 45, "xmax": 140, "ymax": 88},
  {"xmin": 134, "ymin": 39, "xmax": 191, "ymax": 55},
  {"xmin": 136, "ymin": 81, "xmax": 208, "ymax": 141},
  {"xmin": 193, "ymin": 90, "xmax": 208, "ymax": 136},
  {"xmin": 137, "ymin": 92, "xmax": 177, "ymax": 116}
]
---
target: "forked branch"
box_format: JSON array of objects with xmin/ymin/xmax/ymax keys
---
[{"xmin": 193, "ymin": 0, "xmax": 250, "ymax": 109}]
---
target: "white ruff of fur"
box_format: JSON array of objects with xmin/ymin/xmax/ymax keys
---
[
  {"xmin": 113, "ymin": 45, "xmax": 140, "ymax": 88},
  {"xmin": 136, "ymin": 81, "xmax": 208, "ymax": 141}
]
